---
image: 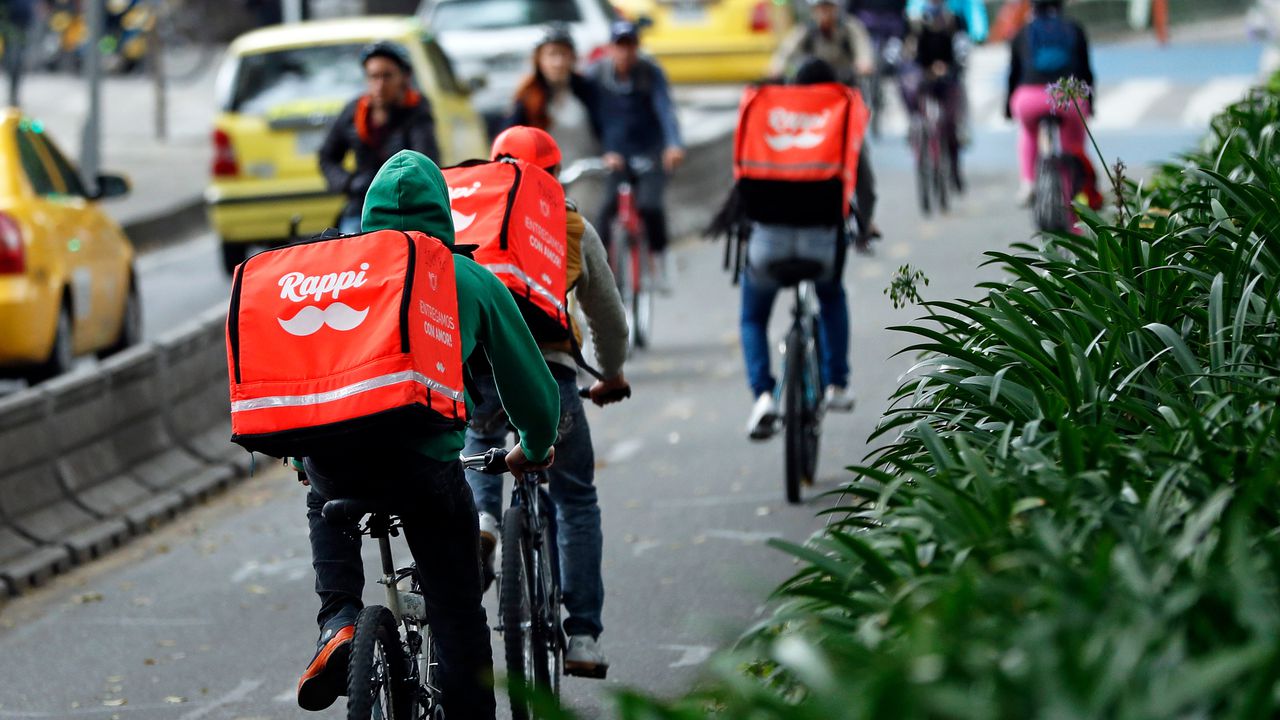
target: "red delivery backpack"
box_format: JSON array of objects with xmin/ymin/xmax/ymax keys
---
[
  {"xmin": 443, "ymin": 158, "xmax": 570, "ymax": 341},
  {"xmin": 733, "ymin": 82, "xmax": 870, "ymax": 226},
  {"xmin": 226, "ymin": 229, "xmax": 467, "ymax": 458}
]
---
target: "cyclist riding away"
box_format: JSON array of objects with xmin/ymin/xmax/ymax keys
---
[
  {"xmin": 589, "ymin": 20, "xmax": 685, "ymax": 291},
  {"xmin": 906, "ymin": 0, "xmax": 987, "ymax": 43},
  {"xmin": 460, "ymin": 125, "xmax": 631, "ymax": 679},
  {"xmin": 319, "ymin": 41, "xmax": 442, "ymax": 235},
  {"xmin": 293, "ymin": 150, "xmax": 560, "ymax": 720},
  {"xmin": 902, "ymin": 0, "xmax": 968, "ymax": 190},
  {"xmin": 506, "ymin": 23, "xmax": 604, "ymax": 168},
  {"xmin": 772, "ymin": 0, "xmax": 881, "ymax": 249},
  {"xmin": 1005, "ymin": 0, "xmax": 1095, "ymax": 206},
  {"xmin": 729, "ymin": 56, "xmax": 866, "ymax": 437}
]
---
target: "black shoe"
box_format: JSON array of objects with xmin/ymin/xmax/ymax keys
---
[{"xmin": 297, "ymin": 621, "xmax": 355, "ymax": 711}]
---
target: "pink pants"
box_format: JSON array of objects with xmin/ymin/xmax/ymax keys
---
[{"xmin": 1010, "ymin": 84, "xmax": 1091, "ymax": 183}]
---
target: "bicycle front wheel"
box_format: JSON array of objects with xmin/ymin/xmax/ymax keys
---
[
  {"xmin": 783, "ymin": 326, "xmax": 807, "ymax": 504},
  {"xmin": 501, "ymin": 507, "xmax": 551, "ymax": 719},
  {"xmin": 631, "ymin": 239, "xmax": 654, "ymax": 349},
  {"xmin": 347, "ymin": 606, "xmax": 411, "ymax": 720}
]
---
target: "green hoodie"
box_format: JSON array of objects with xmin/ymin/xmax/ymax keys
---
[{"xmin": 362, "ymin": 150, "xmax": 559, "ymax": 463}]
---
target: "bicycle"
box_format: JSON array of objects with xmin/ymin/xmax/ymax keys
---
[
  {"xmin": 560, "ymin": 157, "xmax": 655, "ymax": 351},
  {"xmin": 910, "ymin": 76, "xmax": 953, "ymax": 216},
  {"xmin": 32, "ymin": 0, "xmax": 214, "ymax": 80},
  {"xmin": 762, "ymin": 259, "xmax": 826, "ymax": 504},
  {"xmin": 318, "ymin": 499, "xmax": 447, "ymax": 720},
  {"xmin": 1032, "ymin": 115, "xmax": 1083, "ymax": 232},
  {"xmin": 462, "ymin": 448, "xmax": 563, "ymax": 720}
]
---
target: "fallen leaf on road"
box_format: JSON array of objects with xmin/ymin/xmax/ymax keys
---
[
  {"xmin": 164, "ymin": 696, "xmax": 187, "ymax": 704},
  {"xmin": 245, "ymin": 584, "xmax": 269, "ymax": 595},
  {"xmin": 157, "ymin": 639, "xmax": 176, "ymax": 648},
  {"xmin": 72, "ymin": 592, "xmax": 104, "ymax": 604},
  {"xmin": 143, "ymin": 658, "xmax": 157, "ymax": 666},
  {"xmin": 103, "ymin": 698, "xmax": 126, "ymax": 707},
  {"xmin": 755, "ymin": 506, "xmax": 771, "ymax": 517},
  {"xmin": 131, "ymin": 596, "xmax": 153, "ymax": 607},
  {"xmin": 106, "ymin": 676, "xmax": 124, "ymax": 683}
]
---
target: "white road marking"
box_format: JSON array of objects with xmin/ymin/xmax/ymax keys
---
[
  {"xmin": 1093, "ymin": 78, "xmax": 1174, "ymax": 130},
  {"xmin": 177, "ymin": 679, "xmax": 262, "ymax": 720},
  {"xmin": 230, "ymin": 557, "xmax": 313, "ymax": 584},
  {"xmin": 632, "ymin": 539, "xmax": 662, "ymax": 557},
  {"xmin": 703, "ymin": 529, "xmax": 781, "ymax": 544},
  {"xmin": 1182, "ymin": 76, "xmax": 1254, "ymax": 128},
  {"xmin": 660, "ymin": 644, "xmax": 715, "ymax": 668}
]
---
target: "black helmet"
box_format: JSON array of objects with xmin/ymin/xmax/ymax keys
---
[
  {"xmin": 360, "ymin": 41, "xmax": 412, "ymax": 72},
  {"xmin": 538, "ymin": 22, "xmax": 576, "ymax": 52}
]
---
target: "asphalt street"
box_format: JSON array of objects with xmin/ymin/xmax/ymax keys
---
[{"xmin": 0, "ymin": 32, "xmax": 1257, "ymax": 720}]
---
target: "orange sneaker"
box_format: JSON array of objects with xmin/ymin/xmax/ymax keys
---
[{"xmin": 297, "ymin": 622, "xmax": 354, "ymax": 711}]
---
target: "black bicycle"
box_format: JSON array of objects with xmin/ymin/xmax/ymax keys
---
[
  {"xmin": 911, "ymin": 82, "xmax": 953, "ymax": 216},
  {"xmin": 462, "ymin": 448, "xmax": 563, "ymax": 720},
  {"xmin": 1032, "ymin": 115, "xmax": 1083, "ymax": 232},
  {"xmin": 766, "ymin": 260, "xmax": 826, "ymax": 504},
  {"xmin": 319, "ymin": 500, "xmax": 446, "ymax": 720}
]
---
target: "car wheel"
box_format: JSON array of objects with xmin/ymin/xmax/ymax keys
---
[
  {"xmin": 26, "ymin": 303, "xmax": 74, "ymax": 385},
  {"xmin": 98, "ymin": 277, "xmax": 142, "ymax": 359},
  {"xmin": 221, "ymin": 242, "xmax": 248, "ymax": 276}
]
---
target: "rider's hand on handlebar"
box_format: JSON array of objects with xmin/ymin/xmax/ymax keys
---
[
  {"xmin": 603, "ymin": 152, "xmax": 626, "ymax": 172},
  {"xmin": 589, "ymin": 374, "xmax": 631, "ymax": 406},
  {"xmin": 663, "ymin": 146, "xmax": 685, "ymax": 173},
  {"xmin": 505, "ymin": 444, "xmax": 555, "ymax": 477}
]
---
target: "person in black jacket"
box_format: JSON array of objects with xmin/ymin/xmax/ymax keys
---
[{"xmin": 318, "ymin": 41, "xmax": 441, "ymax": 234}]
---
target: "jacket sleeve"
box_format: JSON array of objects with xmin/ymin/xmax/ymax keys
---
[
  {"xmin": 573, "ymin": 74, "xmax": 606, "ymax": 144},
  {"xmin": 1005, "ymin": 30, "xmax": 1022, "ymax": 118},
  {"xmin": 473, "ymin": 266, "xmax": 560, "ymax": 462},
  {"xmin": 648, "ymin": 61, "xmax": 684, "ymax": 149},
  {"xmin": 574, "ymin": 219, "xmax": 628, "ymax": 378},
  {"xmin": 319, "ymin": 102, "xmax": 356, "ymax": 193},
  {"xmin": 410, "ymin": 98, "xmax": 443, "ymax": 164},
  {"xmin": 1076, "ymin": 25, "xmax": 1094, "ymax": 105},
  {"xmin": 846, "ymin": 17, "xmax": 875, "ymax": 71},
  {"xmin": 770, "ymin": 26, "xmax": 805, "ymax": 78}
]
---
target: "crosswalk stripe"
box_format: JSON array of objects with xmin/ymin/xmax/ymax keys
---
[
  {"xmin": 1182, "ymin": 76, "xmax": 1255, "ymax": 127},
  {"xmin": 1093, "ymin": 78, "xmax": 1176, "ymax": 130}
]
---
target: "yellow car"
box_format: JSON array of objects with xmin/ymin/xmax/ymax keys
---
[
  {"xmin": 0, "ymin": 112, "xmax": 137, "ymax": 382},
  {"xmin": 612, "ymin": 0, "xmax": 798, "ymax": 83},
  {"xmin": 206, "ymin": 16, "xmax": 488, "ymax": 275}
]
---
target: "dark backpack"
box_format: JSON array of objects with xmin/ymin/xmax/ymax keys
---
[
  {"xmin": 801, "ymin": 23, "xmax": 855, "ymax": 62},
  {"xmin": 1027, "ymin": 16, "xmax": 1076, "ymax": 76}
]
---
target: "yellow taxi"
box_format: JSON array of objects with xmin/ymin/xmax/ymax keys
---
[
  {"xmin": 0, "ymin": 112, "xmax": 137, "ymax": 382},
  {"xmin": 206, "ymin": 16, "xmax": 489, "ymax": 275},
  {"xmin": 612, "ymin": 0, "xmax": 797, "ymax": 83}
]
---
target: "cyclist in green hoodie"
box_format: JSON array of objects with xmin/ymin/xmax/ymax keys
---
[{"xmin": 296, "ymin": 150, "xmax": 560, "ymax": 720}]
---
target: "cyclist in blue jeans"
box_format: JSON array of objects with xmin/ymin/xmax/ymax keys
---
[
  {"xmin": 740, "ymin": 57, "xmax": 858, "ymax": 439},
  {"xmin": 463, "ymin": 128, "xmax": 631, "ymax": 678}
]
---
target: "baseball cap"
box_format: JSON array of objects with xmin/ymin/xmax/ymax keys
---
[
  {"xmin": 491, "ymin": 125, "xmax": 563, "ymax": 172},
  {"xmin": 360, "ymin": 41, "xmax": 412, "ymax": 72},
  {"xmin": 610, "ymin": 20, "xmax": 640, "ymax": 43}
]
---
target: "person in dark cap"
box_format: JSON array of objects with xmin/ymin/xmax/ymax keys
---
[
  {"xmin": 505, "ymin": 23, "xmax": 604, "ymax": 168},
  {"xmin": 318, "ymin": 40, "xmax": 441, "ymax": 234}
]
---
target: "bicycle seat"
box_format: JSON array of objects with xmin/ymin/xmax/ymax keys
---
[
  {"xmin": 322, "ymin": 498, "xmax": 390, "ymax": 527},
  {"xmin": 765, "ymin": 258, "xmax": 826, "ymax": 286}
]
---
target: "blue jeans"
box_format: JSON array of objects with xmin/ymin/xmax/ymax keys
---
[
  {"xmin": 739, "ymin": 224, "xmax": 850, "ymax": 397},
  {"xmin": 462, "ymin": 369, "xmax": 604, "ymax": 639}
]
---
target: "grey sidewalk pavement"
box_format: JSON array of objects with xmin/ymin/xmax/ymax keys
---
[{"xmin": 21, "ymin": 63, "xmax": 220, "ymax": 244}]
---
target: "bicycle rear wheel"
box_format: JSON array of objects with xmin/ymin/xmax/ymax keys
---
[
  {"xmin": 932, "ymin": 131, "xmax": 950, "ymax": 214},
  {"xmin": 501, "ymin": 507, "xmax": 551, "ymax": 719},
  {"xmin": 1033, "ymin": 156, "xmax": 1069, "ymax": 232},
  {"xmin": 783, "ymin": 326, "xmax": 807, "ymax": 504},
  {"xmin": 347, "ymin": 606, "xmax": 411, "ymax": 720},
  {"xmin": 913, "ymin": 122, "xmax": 932, "ymax": 215}
]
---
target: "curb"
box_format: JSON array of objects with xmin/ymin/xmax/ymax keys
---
[{"xmin": 122, "ymin": 198, "xmax": 209, "ymax": 255}]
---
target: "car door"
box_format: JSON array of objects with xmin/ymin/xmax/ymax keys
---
[
  {"xmin": 31, "ymin": 130, "xmax": 130, "ymax": 351},
  {"xmin": 16, "ymin": 126, "xmax": 112, "ymax": 351},
  {"xmin": 417, "ymin": 36, "xmax": 489, "ymax": 163}
]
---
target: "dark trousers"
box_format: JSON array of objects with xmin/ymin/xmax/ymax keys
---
[
  {"xmin": 597, "ymin": 157, "xmax": 670, "ymax": 254},
  {"xmin": 303, "ymin": 451, "xmax": 496, "ymax": 720}
]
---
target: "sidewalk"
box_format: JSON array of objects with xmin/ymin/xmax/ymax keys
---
[{"xmin": 21, "ymin": 63, "xmax": 220, "ymax": 244}]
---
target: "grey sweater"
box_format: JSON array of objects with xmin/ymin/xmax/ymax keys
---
[{"xmin": 542, "ymin": 215, "xmax": 629, "ymax": 379}]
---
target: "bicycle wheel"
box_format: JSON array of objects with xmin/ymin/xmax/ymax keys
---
[
  {"xmin": 933, "ymin": 130, "xmax": 950, "ymax": 214},
  {"xmin": 802, "ymin": 323, "xmax": 823, "ymax": 483},
  {"xmin": 782, "ymin": 325, "xmax": 807, "ymax": 504},
  {"xmin": 347, "ymin": 606, "xmax": 411, "ymax": 720},
  {"xmin": 631, "ymin": 238, "xmax": 653, "ymax": 350},
  {"xmin": 501, "ymin": 507, "xmax": 550, "ymax": 720},
  {"xmin": 1033, "ymin": 156, "xmax": 1069, "ymax": 232},
  {"xmin": 610, "ymin": 222, "xmax": 637, "ymax": 350},
  {"xmin": 535, "ymin": 503, "xmax": 564, "ymax": 694},
  {"xmin": 156, "ymin": 0, "xmax": 215, "ymax": 81},
  {"xmin": 913, "ymin": 122, "xmax": 932, "ymax": 215}
]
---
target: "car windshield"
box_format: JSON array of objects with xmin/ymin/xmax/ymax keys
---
[
  {"xmin": 430, "ymin": 0, "xmax": 581, "ymax": 31},
  {"xmin": 229, "ymin": 43, "xmax": 372, "ymax": 115}
]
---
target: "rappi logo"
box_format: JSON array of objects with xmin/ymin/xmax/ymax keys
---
[
  {"xmin": 275, "ymin": 263, "xmax": 371, "ymax": 337},
  {"xmin": 449, "ymin": 181, "xmax": 481, "ymax": 232},
  {"xmin": 764, "ymin": 107, "xmax": 831, "ymax": 151}
]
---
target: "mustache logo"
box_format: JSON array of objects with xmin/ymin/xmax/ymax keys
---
[
  {"xmin": 277, "ymin": 302, "xmax": 370, "ymax": 337},
  {"xmin": 764, "ymin": 131, "xmax": 826, "ymax": 151},
  {"xmin": 452, "ymin": 209, "xmax": 477, "ymax": 232}
]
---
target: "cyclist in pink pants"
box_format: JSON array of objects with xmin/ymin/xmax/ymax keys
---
[{"xmin": 1004, "ymin": 0, "xmax": 1093, "ymax": 205}]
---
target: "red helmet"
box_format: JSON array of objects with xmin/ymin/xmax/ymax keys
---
[{"xmin": 490, "ymin": 125, "xmax": 562, "ymax": 172}]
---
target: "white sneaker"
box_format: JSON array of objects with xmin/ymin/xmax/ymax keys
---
[
  {"xmin": 653, "ymin": 252, "xmax": 672, "ymax": 294},
  {"xmin": 1017, "ymin": 181, "xmax": 1034, "ymax": 207},
  {"xmin": 824, "ymin": 385, "xmax": 856, "ymax": 413},
  {"xmin": 564, "ymin": 635, "xmax": 609, "ymax": 678},
  {"xmin": 747, "ymin": 392, "xmax": 779, "ymax": 440},
  {"xmin": 478, "ymin": 512, "xmax": 499, "ymax": 591}
]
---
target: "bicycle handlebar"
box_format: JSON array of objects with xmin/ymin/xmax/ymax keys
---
[
  {"xmin": 460, "ymin": 447, "xmax": 509, "ymax": 475},
  {"xmin": 577, "ymin": 386, "xmax": 633, "ymax": 402}
]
